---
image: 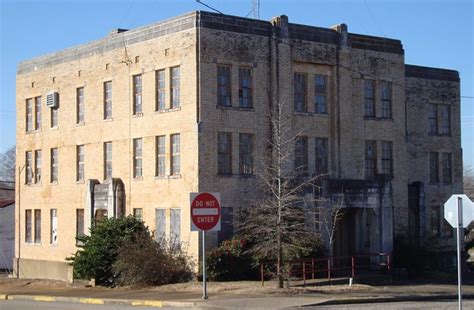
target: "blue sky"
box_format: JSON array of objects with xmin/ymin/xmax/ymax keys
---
[{"xmin": 0, "ymin": 0, "xmax": 473, "ymax": 167}]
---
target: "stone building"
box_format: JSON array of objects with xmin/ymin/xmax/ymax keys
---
[{"xmin": 15, "ymin": 11, "xmax": 461, "ymax": 280}]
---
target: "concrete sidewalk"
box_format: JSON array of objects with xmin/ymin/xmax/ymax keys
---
[{"xmin": 1, "ymin": 279, "xmax": 474, "ymax": 309}]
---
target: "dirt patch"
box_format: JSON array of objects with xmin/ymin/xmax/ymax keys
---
[{"xmin": 0, "ymin": 278, "xmax": 67, "ymax": 290}]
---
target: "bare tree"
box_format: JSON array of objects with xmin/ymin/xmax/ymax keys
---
[
  {"xmin": 238, "ymin": 95, "xmax": 328, "ymax": 288},
  {"xmin": 465, "ymin": 165, "xmax": 474, "ymax": 199},
  {"xmin": 0, "ymin": 146, "xmax": 15, "ymax": 182},
  {"xmin": 318, "ymin": 195, "xmax": 344, "ymax": 257}
]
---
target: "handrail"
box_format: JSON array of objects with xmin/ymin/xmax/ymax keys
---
[{"xmin": 260, "ymin": 252, "xmax": 391, "ymax": 286}]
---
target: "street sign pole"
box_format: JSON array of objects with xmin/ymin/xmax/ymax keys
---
[
  {"xmin": 202, "ymin": 230, "xmax": 207, "ymax": 300},
  {"xmin": 457, "ymin": 197, "xmax": 463, "ymax": 310}
]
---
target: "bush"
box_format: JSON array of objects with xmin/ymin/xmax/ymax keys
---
[
  {"xmin": 206, "ymin": 237, "xmax": 259, "ymax": 281},
  {"xmin": 393, "ymin": 235, "xmax": 429, "ymax": 277},
  {"xmin": 68, "ymin": 216, "xmax": 147, "ymax": 286},
  {"xmin": 113, "ymin": 234, "xmax": 194, "ymax": 288}
]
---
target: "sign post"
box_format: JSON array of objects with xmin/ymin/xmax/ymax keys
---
[
  {"xmin": 444, "ymin": 194, "xmax": 474, "ymax": 310},
  {"xmin": 190, "ymin": 192, "xmax": 221, "ymax": 300}
]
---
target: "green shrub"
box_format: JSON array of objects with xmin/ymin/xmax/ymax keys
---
[
  {"xmin": 67, "ymin": 216, "xmax": 149, "ymax": 286},
  {"xmin": 206, "ymin": 237, "xmax": 259, "ymax": 281},
  {"xmin": 113, "ymin": 234, "xmax": 194, "ymax": 288}
]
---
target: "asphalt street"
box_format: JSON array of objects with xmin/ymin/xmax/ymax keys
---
[{"xmin": 314, "ymin": 300, "xmax": 474, "ymax": 309}]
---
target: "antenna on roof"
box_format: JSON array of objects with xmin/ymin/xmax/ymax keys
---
[
  {"xmin": 195, "ymin": 0, "xmax": 223, "ymax": 15},
  {"xmin": 246, "ymin": 0, "xmax": 260, "ymax": 19}
]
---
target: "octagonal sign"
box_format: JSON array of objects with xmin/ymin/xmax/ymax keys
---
[{"xmin": 444, "ymin": 194, "xmax": 474, "ymax": 228}]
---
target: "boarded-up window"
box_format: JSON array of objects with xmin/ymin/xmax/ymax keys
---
[
  {"xmin": 170, "ymin": 208, "xmax": 181, "ymax": 250},
  {"xmin": 50, "ymin": 209, "xmax": 58, "ymax": 244},
  {"xmin": 155, "ymin": 208, "xmax": 166, "ymax": 244},
  {"xmin": 25, "ymin": 210, "xmax": 32, "ymax": 243},
  {"xmin": 218, "ymin": 132, "xmax": 232, "ymax": 174}
]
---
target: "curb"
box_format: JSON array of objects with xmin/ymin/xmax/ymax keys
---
[
  {"xmin": 3, "ymin": 294, "xmax": 197, "ymax": 308},
  {"xmin": 306, "ymin": 293, "xmax": 474, "ymax": 307}
]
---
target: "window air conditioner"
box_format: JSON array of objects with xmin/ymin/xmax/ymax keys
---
[{"xmin": 46, "ymin": 92, "xmax": 59, "ymax": 108}]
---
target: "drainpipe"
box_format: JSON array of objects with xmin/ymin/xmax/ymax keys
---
[{"xmin": 16, "ymin": 165, "xmax": 25, "ymax": 278}]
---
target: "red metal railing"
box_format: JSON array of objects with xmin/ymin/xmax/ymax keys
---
[{"xmin": 260, "ymin": 253, "xmax": 391, "ymax": 286}]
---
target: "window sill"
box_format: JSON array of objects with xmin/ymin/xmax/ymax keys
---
[
  {"xmin": 294, "ymin": 112, "xmax": 328, "ymax": 117},
  {"xmin": 25, "ymin": 242, "xmax": 42, "ymax": 246},
  {"xmin": 155, "ymin": 175, "xmax": 185, "ymax": 179},
  {"xmin": 49, "ymin": 243, "xmax": 58, "ymax": 247},
  {"xmin": 26, "ymin": 129, "xmax": 42, "ymax": 134},
  {"xmin": 50, "ymin": 126, "xmax": 58, "ymax": 130},
  {"xmin": 76, "ymin": 122, "xmax": 85, "ymax": 127},
  {"xmin": 429, "ymin": 133, "xmax": 452, "ymax": 137},
  {"xmin": 155, "ymin": 107, "xmax": 181, "ymax": 114},
  {"xmin": 363, "ymin": 116, "xmax": 393, "ymax": 121},
  {"xmin": 132, "ymin": 113, "xmax": 144, "ymax": 118},
  {"xmin": 133, "ymin": 177, "xmax": 143, "ymax": 181},
  {"xmin": 50, "ymin": 181, "xmax": 58, "ymax": 186},
  {"xmin": 103, "ymin": 118, "xmax": 113, "ymax": 122},
  {"xmin": 216, "ymin": 105, "xmax": 254, "ymax": 112},
  {"xmin": 76, "ymin": 180, "xmax": 85, "ymax": 184},
  {"xmin": 26, "ymin": 182, "xmax": 42, "ymax": 187}
]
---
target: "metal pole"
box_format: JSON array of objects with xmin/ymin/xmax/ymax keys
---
[
  {"xmin": 202, "ymin": 230, "xmax": 208, "ymax": 300},
  {"xmin": 457, "ymin": 197, "xmax": 463, "ymax": 310}
]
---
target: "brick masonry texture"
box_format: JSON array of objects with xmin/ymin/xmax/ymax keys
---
[{"xmin": 15, "ymin": 11, "xmax": 461, "ymax": 280}]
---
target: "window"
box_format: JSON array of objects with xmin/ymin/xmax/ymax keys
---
[
  {"xmin": 170, "ymin": 208, "xmax": 181, "ymax": 250},
  {"xmin": 294, "ymin": 136, "xmax": 308, "ymax": 174},
  {"xmin": 440, "ymin": 104, "xmax": 451, "ymax": 135},
  {"xmin": 314, "ymin": 74, "xmax": 327, "ymax": 114},
  {"xmin": 50, "ymin": 209, "xmax": 58, "ymax": 244},
  {"xmin": 239, "ymin": 67, "xmax": 252, "ymax": 108},
  {"xmin": 380, "ymin": 82, "xmax": 392, "ymax": 118},
  {"xmin": 133, "ymin": 138, "xmax": 143, "ymax": 178},
  {"xmin": 218, "ymin": 132, "xmax": 232, "ymax": 174},
  {"xmin": 50, "ymin": 148, "xmax": 58, "ymax": 183},
  {"xmin": 170, "ymin": 134, "xmax": 180, "ymax": 175},
  {"xmin": 104, "ymin": 81, "xmax": 112, "ymax": 119},
  {"xmin": 239, "ymin": 133, "xmax": 253, "ymax": 175},
  {"xmin": 76, "ymin": 145, "xmax": 85, "ymax": 182},
  {"xmin": 156, "ymin": 136, "xmax": 166, "ymax": 176},
  {"xmin": 76, "ymin": 87, "xmax": 84, "ymax": 124},
  {"xmin": 26, "ymin": 98, "xmax": 34, "ymax": 131},
  {"xmin": 428, "ymin": 104, "xmax": 438, "ymax": 134},
  {"xmin": 26, "ymin": 151, "xmax": 33, "ymax": 184},
  {"xmin": 442, "ymin": 211, "xmax": 454, "ymax": 238},
  {"xmin": 133, "ymin": 74, "xmax": 142, "ymax": 115},
  {"xmin": 34, "ymin": 150, "xmax": 42, "ymax": 183},
  {"xmin": 155, "ymin": 208, "xmax": 166, "ymax": 243},
  {"xmin": 364, "ymin": 80, "xmax": 375, "ymax": 117},
  {"xmin": 51, "ymin": 107, "xmax": 58, "ymax": 128},
  {"xmin": 442, "ymin": 152, "xmax": 452, "ymax": 184},
  {"xmin": 35, "ymin": 96, "xmax": 42, "ymax": 130},
  {"xmin": 25, "ymin": 210, "xmax": 32, "ymax": 243},
  {"xmin": 34, "ymin": 209, "xmax": 41, "ymax": 243},
  {"xmin": 430, "ymin": 205, "xmax": 440, "ymax": 237},
  {"xmin": 315, "ymin": 138, "xmax": 328, "ymax": 175},
  {"xmin": 217, "ymin": 66, "xmax": 231, "ymax": 107},
  {"xmin": 365, "ymin": 140, "xmax": 377, "ymax": 179},
  {"xmin": 104, "ymin": 142, "xmax": 112, "ymax": 180},
  {"xmin": 381, "ymin": 141, "xmax": 393, "ymax": 177},
  {"xmin": 133, "ymin": 208, "xmax": 143, "ymax": 221},
  {"xmin": 156, "ymin": 70, "xmax": 165, "ymax": 111},
  {"xmin": 429, "ymin": 152, "xmax": 439, "ymax": 184},
  {"xmin": 294, "ymin": 73, "xmax": 307, "ymax": 112},
  {"xmin": 171, "ymin": 66, "xmax": 180, "ymax": 109},
  {"xmin": 76, "ymin": 209, "xmax": 84, "ymax": 244},
  {"xmin": 218, "ymin": 207, "xmax": 234, "ymax": 244}
]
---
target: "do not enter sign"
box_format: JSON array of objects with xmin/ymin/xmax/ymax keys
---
[{"xmin": 190, "ymin": 192, "xmax": 221, "ymax": 231}]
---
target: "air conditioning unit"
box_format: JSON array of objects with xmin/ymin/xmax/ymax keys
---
[{"xmin": 46, "ymin": 91, "xmax": 59, "ymax": 108}]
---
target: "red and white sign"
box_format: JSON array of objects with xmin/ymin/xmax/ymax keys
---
[{"xmin": 190, "ymin": 192, "xmax": 221, "ymax": 231}]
